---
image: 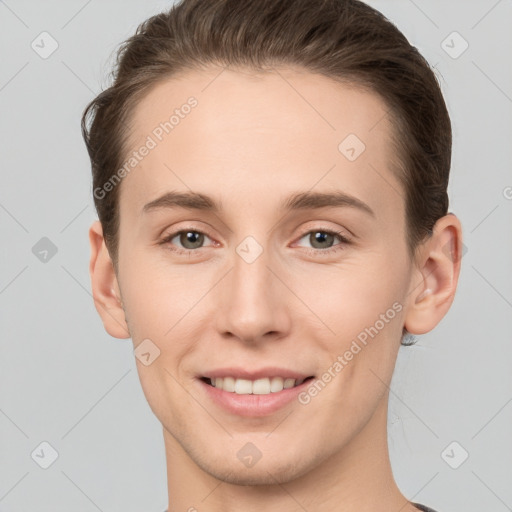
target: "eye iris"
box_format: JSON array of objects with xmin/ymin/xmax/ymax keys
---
[
  {"xmin": 310, "ymin": 231, "xmax": 334, "ymax": 249},
  {"xmin": 180, "ymin": 231, "xmax": 204, "ymax": 249}
]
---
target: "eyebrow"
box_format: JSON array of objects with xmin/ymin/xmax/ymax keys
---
[{"xmin": 142, "ymin": 190, "xmax": 375, "ymax": 217}]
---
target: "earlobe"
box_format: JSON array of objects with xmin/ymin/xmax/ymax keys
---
[
  {"xmin": 88, "ymin": 220, "xmax": 131, "ymax": 339},
  {"xmin": 404, "ymin": 214, "xmax": 463, "ymax": 336}
]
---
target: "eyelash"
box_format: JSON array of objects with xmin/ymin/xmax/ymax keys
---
[{"xmin": 158, "ymin": 226, "xmax": 351, "ymax": 257}]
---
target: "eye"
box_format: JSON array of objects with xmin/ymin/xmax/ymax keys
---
[
  {"xmin": 158, "ymin": 226, "xmax": 351, "ymax": 257},
  {"xmin": 295, "ymin": 228, "xmax": 351, "ymax": 254},
  {"xmin": 159, "ymin": 228, "xmax": 216, "ymax": 254}
]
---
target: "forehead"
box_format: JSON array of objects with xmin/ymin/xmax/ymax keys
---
[{"xmin": 120, "ymin": 66, "xmax": 402, "ymax": 222}]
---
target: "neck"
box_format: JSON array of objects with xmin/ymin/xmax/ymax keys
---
[{"xmin": 164, "ymin": 392, "xmax": 416, "ymax": 512}]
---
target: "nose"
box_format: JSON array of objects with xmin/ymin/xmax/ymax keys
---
[{"xmin": 214, "ymin": 241, "xmax": 291, "ymax": 344}]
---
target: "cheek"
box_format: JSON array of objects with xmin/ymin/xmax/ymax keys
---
[
  {"xmin": 119, "ymin": 252, "xmax": 195, "ymax": 340},
  {"xmin": 119, "ymin": 255, "xmax": 215, "ymax": 386},
  {"xmin": 293, "ymin": 259, "xmax": 404, "ymax": 339},
  {"xmin": 301, "ymin": 257, "xmax": 407, "ymax": 405}
]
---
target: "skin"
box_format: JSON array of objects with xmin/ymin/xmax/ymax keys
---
[{"xmin": 89, "ymin": 65, "xmax": 462, "ymax": 512}]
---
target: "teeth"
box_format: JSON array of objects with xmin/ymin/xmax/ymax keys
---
[
  {"xmin": 234, "ymin": 378, "xmax": 252, "ymax": 394},
  {"xmin": 252, "ymin": 378, "xmax": 270, "ymax": 395},
  {"xmin": 270, "ymin": 377, "xmax": 284, "ymax": 392},
  {"xmin": 209, "ymin": 376, "xmax": 305, "ymax": 394},
  {"xmin": 222, "ymin": 376, "xmax": 235, "ymax": 392},
  {"xmin": 283, "ymin": 378, "xmax": 296, "ymax": 389}
]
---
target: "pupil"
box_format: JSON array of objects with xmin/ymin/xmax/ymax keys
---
[
  {"xmin": 312, "ymin": 232, "xmax": 333, "ymax": 249},
  {"xmin": 181, "ymin": 231, "xmax": 203, "ymax": 249}
]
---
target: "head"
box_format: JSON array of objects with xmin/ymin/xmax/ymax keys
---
[{"xmin": 84, "ymin": 0, "xmax": 462, "ymax": 487}]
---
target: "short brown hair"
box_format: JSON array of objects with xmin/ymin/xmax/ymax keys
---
[{"xmin": 82, "ymin": 0, "xmax": 451, "ymax": 274}]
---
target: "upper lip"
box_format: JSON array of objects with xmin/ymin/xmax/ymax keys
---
[{"xmin": 200, "ymin": 367, "xmax": 314, "ymax": 380}]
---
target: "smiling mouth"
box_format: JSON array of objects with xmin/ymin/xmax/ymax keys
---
[{"xmin": 200, "ymin": 376, "xmax": 315, "ymax": 394}]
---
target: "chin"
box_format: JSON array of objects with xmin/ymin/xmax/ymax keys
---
[{"xmin": 194, "ymin": 452, "xmax": 315, "ymax": 486}]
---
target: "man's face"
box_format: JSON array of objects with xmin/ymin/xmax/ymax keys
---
[{"xmin": 114, "ymin": 66, "xmax": 416, "ymax": 484}]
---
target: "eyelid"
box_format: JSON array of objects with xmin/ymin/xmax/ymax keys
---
[
  {"xmin": 159, "ymin": 224, "xmax": 352, "ymax": 255},
  {"xmin": 295, "ymin": 225, "xmax": 352, "ymax": 243},
  {"xmin": 158, "ymin": 225, "xmax": 218, "ymax": 252},
  {"xmin": 292, "ymin": 226, "xmax": 352, "ymax": 254}
]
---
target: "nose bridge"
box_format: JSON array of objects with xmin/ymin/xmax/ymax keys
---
[
  {"xmin": 233, "ymin": 240, "xmax": 270, "ymax": 301},
  {"xmin": 216, "ymin": 235, "xmax": 289, "ymax": 341}
]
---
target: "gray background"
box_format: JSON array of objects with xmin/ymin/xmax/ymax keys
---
[{"xmin": 0, "ymin": 0, "xmax": 511, "ymax": 510}]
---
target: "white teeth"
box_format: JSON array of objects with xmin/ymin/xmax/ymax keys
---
[
  {"xmin": 234, "ymin": 378, "xmax": 252, "ymax": 394},
  {"xmin": 222, "ymin": 376, "xmax": 235, "ymax": 392},
  {"xmin": 269, "ymin": 376, "xmax": 284, "ymax": 392},
  {"xmin": 252, "ymin": 378, "xmax": 271, "ymax": 395},
  {"xmin": 283, "ymin": 378, "xmax": 295, "ymax": 389},
  {"xmin": 208, "ymin": 376, "xmax": 305, "ymax": 394}
]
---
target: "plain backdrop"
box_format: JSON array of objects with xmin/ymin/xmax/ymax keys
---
[{"xmin": 0, "ymin": 1, "xmax": 511, "ymax": 511}]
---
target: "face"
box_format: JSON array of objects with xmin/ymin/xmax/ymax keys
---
[{"xmin": 111, "ymin": 66, "xmax": 418, "ymax": 484}]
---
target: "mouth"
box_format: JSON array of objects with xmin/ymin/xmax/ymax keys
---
[
  {"xmin": 200, "ymin": 375, "xmax": 315, "ymax": 395},
  {"xmin": 197, "ymin": 367, "xmax": 316, "ymax": 416}
]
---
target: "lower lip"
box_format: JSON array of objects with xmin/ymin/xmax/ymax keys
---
[{"xmin": 198, "ymin": 378, "xmax": 313, "ymax": 417}]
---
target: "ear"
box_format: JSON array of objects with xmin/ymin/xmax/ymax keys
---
[
  {"xmin": 404, "ymin": 213, "xmax": 464, "ymax": 335},
  {"xmin": 88, "ymin": 220, "xmax": 130, "ymax": 339}
]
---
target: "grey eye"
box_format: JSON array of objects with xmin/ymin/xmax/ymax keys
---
[
  {"xmin": 176, "ymin": 231, "xmax": 205, "ymax": 250},
  {"xmin": 310, "ymin": 231, "xmax": 335, "ymax": 249},
  {"xmin": 299, "ymin": 231, "xmax": 337, "ymax": 249}
]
